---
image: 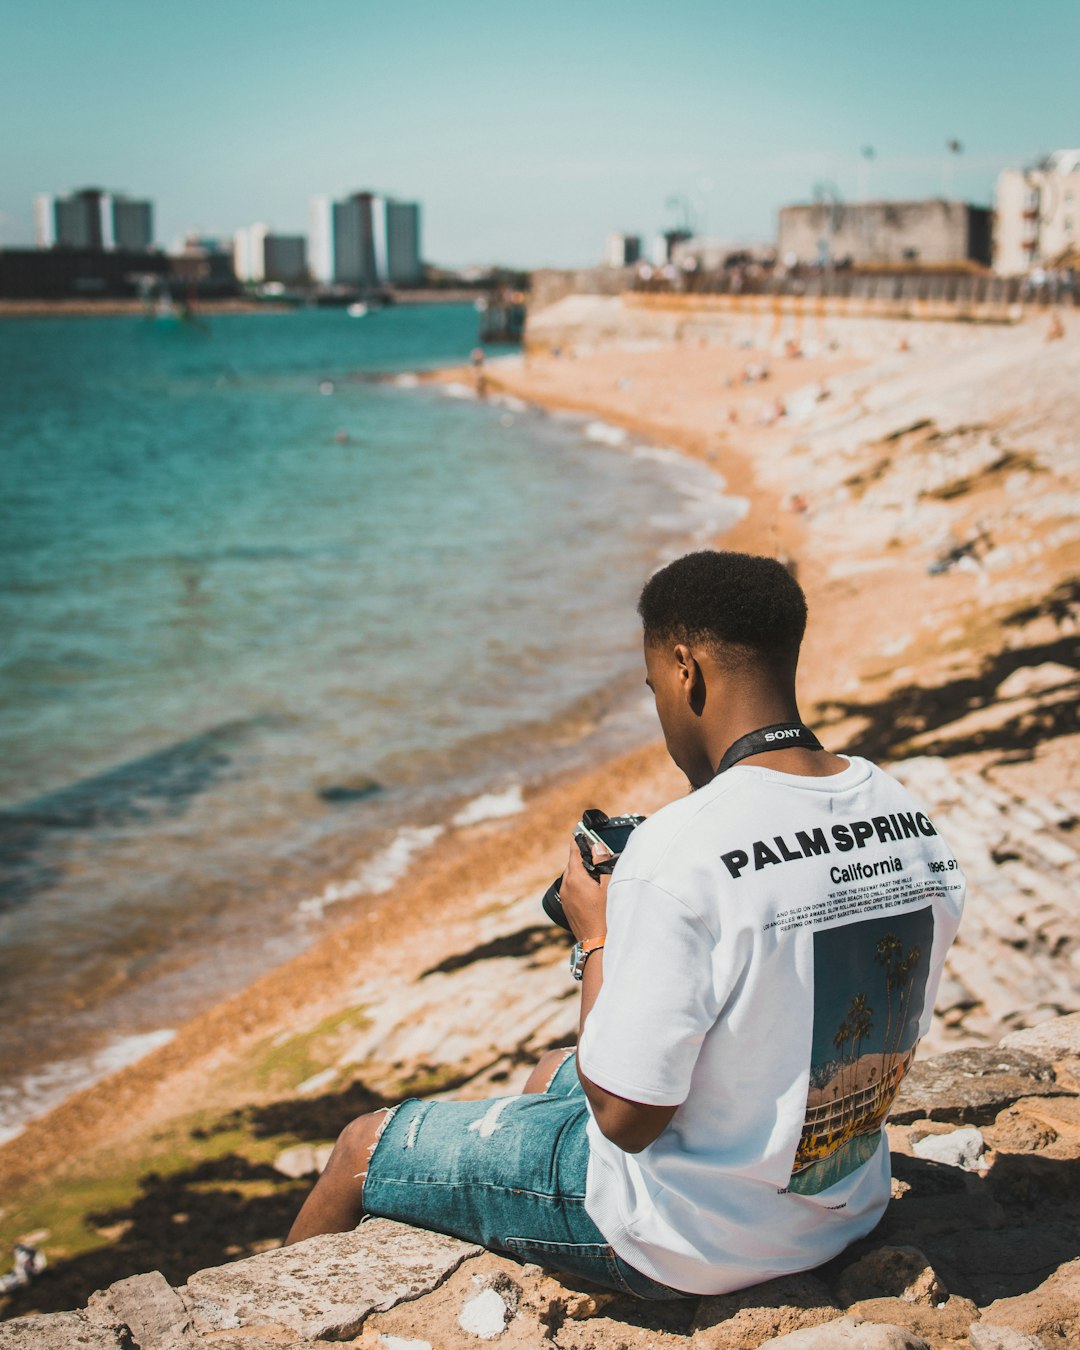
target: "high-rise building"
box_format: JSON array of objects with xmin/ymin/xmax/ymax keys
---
[
  {"xmin": 112, "ymin": 198, "xmax": 153, "ymax": 252},
  {"xmin": 34, "ymin": 188, "xmax": 154, "ymax": 252},
  {"xmin": 309, "ymin": 191, "xmax": 422, "ymax": 288},
  {"xmin": 383, "ymin": 199, "xmax": 422, "ymax": 285},
  {"xmin": 994, "ymin": 151, "xmax": 1080, "ymax": 275},
  {"xmin": 234, "ymin": 224, "xmax": 307, "ymax": 284},
  {"xmin": 333, "ymin": 192, "xmax": 378, "ymax": 287}
]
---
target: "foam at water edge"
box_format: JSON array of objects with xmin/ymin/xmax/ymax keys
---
[
  {"xmin": 629, "ymin": 444, "xmax": 687, "ymax": 466},
  {"xmin": 297, "ymin": 823, "xmax": 446, "ymax": 921},
  {"xmin": 452, "ymin": 785, "xmax": 525, "ymax": 828},
  {"xmin": 584, "ymin": 421, "xmax": 628, "ymax": 447},
  {"xmin": 0, "ymin": 1029, "xmax": 176, "ymax": 1146}
]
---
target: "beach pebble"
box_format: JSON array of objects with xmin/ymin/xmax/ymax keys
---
[
  {"xmin": 911, "ymin": 1126, "xmax": 987, "ymax": 1171},
  {"xmin": 273, "ymin": 1142, "xmax": 334, "ymax": 1178},
  {"xmin": 458, "ymin": 1284, "xmax": 513, "ymax": 1338}
]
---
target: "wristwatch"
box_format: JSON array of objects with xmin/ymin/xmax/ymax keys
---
[{"xmin": 570, "ymin": 937, "xmax": 606, "ymax": 981}]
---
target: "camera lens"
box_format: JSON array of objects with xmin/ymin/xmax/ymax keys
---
[{"xmin": 542, "ymin": 875, "xmax": 572, "ymax": 930}]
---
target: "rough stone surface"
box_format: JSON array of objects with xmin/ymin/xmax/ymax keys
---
[
  {"xmin": 833, "ymin": 1246, "xmax": 947, "ymax": 1306},
  {"xmin": 845, "ymin": 1296, "xmax": 979, "ymax": 1343},
  {"xmin": 690, "ymin": 1272, "xmax": 841, "ymax": 1348},
  {"xmin": 753, "ymin": 1316, "xmax": 931, "ymax": 1348},
  {"xmin": 891, "ymin": 1048, "xmax": 1061, "ymax": 1125},
  {"xmin": 0, "ymin": 1309, "xmax": 133, "ymax": 1348},
  {"xmin": 1001, "ymin": 1012, "xmax": 1080, "ymax": 1061},
  {"xmin": 4, "ymin": 1017, "xmax": 1080, "ymax": 1349},
  {"xmin": 177, "ymin": 1335, "xmax": 308, "ymax": 1350},
  {"xmin": 86, "ymin": 1270, "xmax": 190, "ymax": 1347},
  {"xmin": 362, "ymin": 1254, "xmax": 561, "ymax": 1350},
  {"xmin": 980, "ymin": 1257, "xmax": 1080, "ymax": 1344},
  {"xmin": 183, "ymin": 1221, "xmax": 479, "ymax": 1340},
  {"xmin": 1002, "ymin": 1015, "xmax": 1080, "ymax": 1093},
  {"xmin": 969, "ymin": 1324, "xmax": 1048, "ymax": 1350}
]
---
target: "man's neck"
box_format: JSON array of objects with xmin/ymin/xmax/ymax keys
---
[{"xmin": 703, "ymin": 702, "xmax": 848, "ymax": 783}]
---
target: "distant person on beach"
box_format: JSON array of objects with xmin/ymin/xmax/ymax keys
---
[
  {"xmin": 470, "ymin": 345, "xmax": 487, "ymax": 397},
  {"xmin": 286, "ymin": 551, "xmax": 965, "ymax": 1298}
]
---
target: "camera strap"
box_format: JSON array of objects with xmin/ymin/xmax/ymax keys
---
[{"xmin": 715, "ymin": 722, "xmax": 823, "ymax": 775}]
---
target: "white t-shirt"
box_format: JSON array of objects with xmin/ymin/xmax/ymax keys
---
[{"xmin": 579, "ymin": 755, "xmax": 965, "ymax": 1295}]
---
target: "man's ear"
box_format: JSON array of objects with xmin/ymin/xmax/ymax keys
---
[{"xmin": 673, "ymin": 644, "xmax": 706, "ymax": 715}]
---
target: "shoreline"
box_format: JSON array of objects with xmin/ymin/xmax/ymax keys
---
[
  {"xmin": 0, "ymin": 366, "xmax": 770, "ymax": 1181},
  {"xmin": 2, "ymin": 301, "xmax": 1077, "ymax": 1314},
  {"xmin": 0, "ymin": 371, "xmax": 719, "ymax": 1147},
  {"xmin": 0, "ymin": 293, "xmax": 484, "ymax": 319}
]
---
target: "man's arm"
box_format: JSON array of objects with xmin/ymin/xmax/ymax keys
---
[{"xmin": 560, "ymin": 845, "xmax": 680, "ymax": 1153}]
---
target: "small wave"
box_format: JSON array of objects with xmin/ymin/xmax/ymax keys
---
[
  {"xmin": 629, "ymin": 444, "xmax": 685, "ymax": 465},
  {"xmin": 452, "ymin": 785, "xmax": 525, "ymax": 827},
  {"xmin": 584, "ymin": 421, "xmax": 628, "ymax": 447},
  {"xmin": 0, "ymin": 1028, "xmax": 175, "ymax": 1146},
  {"xmin": 441, "ymin": 381, "xmax": 477, "ymax": 400},
  {"xmin": 491, "ymin": 393, "xmax": 529, "ymax": 414},
  {"xmin": 297, "ymin": 823, "xmax": 445, "ymax": 920},
  {"xmin": 393, "ymin": 373, "xmax": 420, "ymax": 388},
  {"xmin": 349, "ymin": 823, "xmax": 445, "ymax": 894}
]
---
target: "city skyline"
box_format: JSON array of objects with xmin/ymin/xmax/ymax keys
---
[{"xmin": 1, "ymin": 0, "xmax": 1077, "ymax": 269}]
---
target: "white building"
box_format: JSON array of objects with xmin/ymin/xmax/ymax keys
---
[
  {"xmin": 994, "ymin": 150, "xmax": 1080, "ymax": 276},
  {"xmin": 309, "ymin": 196, "xmax": 334, "ymax": 285}
]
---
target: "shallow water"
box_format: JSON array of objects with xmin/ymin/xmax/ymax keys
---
[{"xmin": 0, "ymin": 306, "xmax": 741, "ymax": 1139}]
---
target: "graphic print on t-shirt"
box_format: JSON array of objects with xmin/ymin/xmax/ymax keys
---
[{"xmin": 788, "ymin": 906, "xmax": 934, "ymax": 1196}]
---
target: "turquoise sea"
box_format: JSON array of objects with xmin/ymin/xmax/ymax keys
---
[{"xmin": 0, "ymin": 305, "xmax": 740, "ymax": 1139}]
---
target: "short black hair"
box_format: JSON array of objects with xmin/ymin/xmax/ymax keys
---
[{"xmin": 638, "ymin": 550, "xmax": 807, "ymax": 666}]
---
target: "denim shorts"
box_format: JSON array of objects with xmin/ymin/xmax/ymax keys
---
[{"xmin": 362, "ymin": 1052, "xmax": 688, "ymax": 1300}]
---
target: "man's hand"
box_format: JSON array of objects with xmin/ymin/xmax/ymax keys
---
[{"xmin": 559, "ymin": 837, "xmax": 611, "ymax": 943}]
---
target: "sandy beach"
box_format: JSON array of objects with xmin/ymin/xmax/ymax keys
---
[{"xmin": 1, "ymin": 296, "xmax": 1078, "ymax": 1325}]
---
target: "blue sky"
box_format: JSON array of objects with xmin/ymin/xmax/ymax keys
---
[{"xmin": 2, "ymin": 0, "xmax": 1076, "ymax": 267}]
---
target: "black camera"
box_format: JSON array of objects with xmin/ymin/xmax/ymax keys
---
[{"xmin": 542, "ymin": 808, "xmax": 646, "ymax": 931}]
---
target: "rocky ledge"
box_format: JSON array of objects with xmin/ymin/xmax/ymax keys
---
[{"xmin": 4, "ymin": 1015, "xmax": 1078, "ymax": 1350}]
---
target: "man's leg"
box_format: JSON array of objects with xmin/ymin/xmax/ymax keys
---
[
  {"xmin": 522, "ymin": 1047, "xmax": 575, "ymax": 1094},
  {"xmin": 285, "ymin": 1049, "xmax": 574, "ymax": 1246},
  {"xmin": 284, "ymin": 1108, "xmax": 392, "ymax": 1246}
]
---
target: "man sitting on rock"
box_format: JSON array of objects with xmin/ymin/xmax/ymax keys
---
[{"xmin": 286, "ymin": 550, "xmax": 965, "ymax": 1299}]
